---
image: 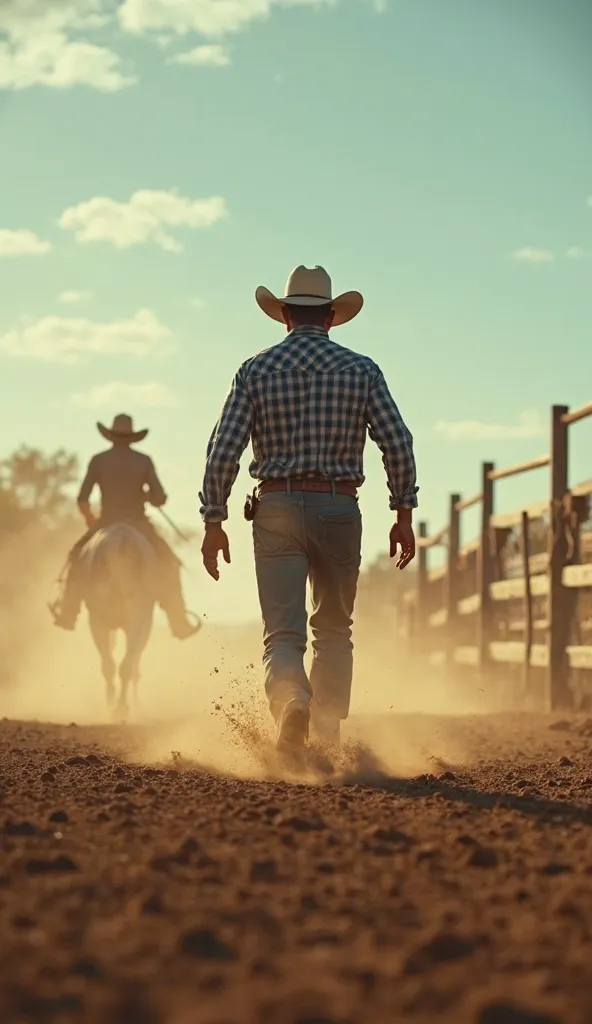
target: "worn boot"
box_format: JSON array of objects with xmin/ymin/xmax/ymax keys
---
[
  {"xmin": 49, "ymin": 568, "xmax": 82, "ymax": 631},
  {"xmin": 276, "ymin": 699, "xmax": 310, "ymax": 752},
  {"xmin": 165, "ymin": 607, "xmax": 202, "ymax": 640},
  {"xmin": 160, "ymin": 560, "xmax": 201, "ymax": 640}
]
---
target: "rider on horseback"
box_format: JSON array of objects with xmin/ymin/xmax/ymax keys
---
[{"xmin": 50, "ymin": 414, "xmax": 199, "ymax": 640}]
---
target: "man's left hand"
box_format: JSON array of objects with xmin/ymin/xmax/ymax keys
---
[{"xmin": 201, "ymin": 523, "xmax": 231, "ymax": 581}]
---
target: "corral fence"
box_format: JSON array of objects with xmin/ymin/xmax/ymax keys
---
[{"xmin": 399, "ymin": 403, "xmax": 592, "ymax": 711}]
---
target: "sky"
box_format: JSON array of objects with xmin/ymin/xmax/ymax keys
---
[{"xmin": 1, "ymin": 0, "xmax": 591, "ymax": 622}]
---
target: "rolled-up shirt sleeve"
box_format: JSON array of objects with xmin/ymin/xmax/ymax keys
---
[
  {"xmin": 366, "ymin": 368, "xmax": 419, "ymax": 510},
  {"xmin": 77, "ymin": 456, "xmax": 98, "ymax": 504},
  {"xmin": 199, "ymin": 368, "xmax": 254, "ymax": 523},
  {"xmin": 145, "ymin": 459, "xmax": 167, "ymax": 507}
]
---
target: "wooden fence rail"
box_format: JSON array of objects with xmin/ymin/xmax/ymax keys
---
[{"xmin": 402, "ymin": 402, "xmax": 592, "ymax": 711}]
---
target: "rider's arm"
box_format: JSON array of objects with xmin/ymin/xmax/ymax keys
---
[
  {"xmin": 199, "ymin": 367, "xmax": 254, "ymax": 523},
  {"xmin": 77, "ymin": 457, "xmax": 98, "ymax": 526},
  {"xmin": 145, "ymin": 459, "xmax": 167, "ymax": 508},
  {"xmin": 366, "ymin": 366, "xmax": 419, "ymax": 512}
]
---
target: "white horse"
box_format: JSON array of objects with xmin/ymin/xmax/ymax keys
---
[{"xmin": 79, "ymin": 523, "xmax": 158, "ymax": 720}]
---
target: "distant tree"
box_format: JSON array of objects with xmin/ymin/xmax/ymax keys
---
[{"xmin": 0, "ymin": 446, "xmax": 79, "ymax": 535}]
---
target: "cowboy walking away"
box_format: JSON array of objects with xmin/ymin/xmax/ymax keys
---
[
  {"xmin": 199, "ymin": 266, "xmax": 418, "ymax": 751},
  {"xmin": 51, "ymin": 414, "xmax": 199, "ymax": 640}
]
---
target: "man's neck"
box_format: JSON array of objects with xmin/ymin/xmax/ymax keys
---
[{"xmin": 288, "ymin": 324, "xmax": 329, "ymax": 335}]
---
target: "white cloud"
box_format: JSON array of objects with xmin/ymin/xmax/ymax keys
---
[
  {"xmin": 189, "ymin": 296, "xmax": 206, "ymax": 308},
  {"xmin": 71, "ymin": 380, "xmax": 178, "ymax": 408},
  {"xmin": 58, "ymin": 189, "xmax": 228, "ymax": 251},
  {"xmin": 0, "ymin": 309, "xmax": 175, "ymax": 364},
  {"xmin": 170, "ymin": 44, "xmax": 231, "ymax": 66},
  {"xmin": 0, "ymin": 0, "xmax": 105, "ymax": 37},
  {"xmin": 0, "ymin": 229, "xmax": 51, "ymax": 256},
  {"xmin": 0, "ymin": 34, "xmax": 136, "ymax": 91},
  {"xmin": 0, "ymin": 3, "xmax": 135, "ymax": 92},
  {"xmin": 58, "ymin": 289, "xmax": 93, "ymax": 304},
  {"xmin": 435, "ymin": 410, "xmax": 545, "ymax": 442},
  {"xmin": 512, "ymin": 247, "xmax": 554, "ymax": 264},
  {"xmin": 566, "ymin": 246, "xmax": 585, "ymax": 260},
  {"xmin": 118, "ymin": 0, "xmax": 328, "ymax": 39}
]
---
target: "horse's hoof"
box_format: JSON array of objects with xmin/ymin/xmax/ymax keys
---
[{"xmin": 112, "ymin": 704, "xmax": 129, "ymax": 725}]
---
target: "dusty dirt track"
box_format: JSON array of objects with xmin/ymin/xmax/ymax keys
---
[{"xmin": 1, "ymin": 714, "xmax": 592, "ymax": 1024}]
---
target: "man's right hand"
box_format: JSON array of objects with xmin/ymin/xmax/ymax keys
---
[
  {"xmin": 201, "ymin": 523, "xmax": 231, "ymax": 581},
  {"xmin": 78, "ymin": 500, "xmax": 97, "ymax": 529},
  {"xmin": 389, "ymin": 511, "xmax": 415, "ymax": 569}
]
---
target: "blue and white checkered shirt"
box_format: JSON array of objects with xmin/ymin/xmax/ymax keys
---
[{"xmin": 199, "ymin": 326, "xmax": 418, "ymax": 522}]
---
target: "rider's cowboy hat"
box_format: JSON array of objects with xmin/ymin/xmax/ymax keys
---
[
  {"xmin": 97, "ymin": 413, "xmax": 148, "ymax": 444},
  {"xmin": 255, "ymin": 265, "xmax": 363, "ymax": 327}
]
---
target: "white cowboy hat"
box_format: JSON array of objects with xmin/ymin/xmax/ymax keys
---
[
  {"xmin": 97, "ymin": 413, "xmax": 148, "ymax": 444},
  {"xmin": 255, "ymin": 265, "xmax": 363, "ymax": 327}
]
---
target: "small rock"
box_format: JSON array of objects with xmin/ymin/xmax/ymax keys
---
[
  {"xmin": 65, "ymin": 756, "xmax": 87, "ymax": 767},
  {"xmin": 405, "ymin": 931, "xmax": 479, "ymax": 973},
  {"xmin": 12, "ymin": 914, "xmax": 36, "ymax": 929},
  {"xmin": 416, "ymin": 844, "xmax": 438, "ymax": 862},
  {"xmin": 25, "ymin": 855, "xmax": 78, "ymax": 875},
  {"xmin": 541, "ymin": 862, "xmax": 572, "ymax": 876},
  {"xmin": 4, "ymin": 820, "xmax": 39, "ymax": 837},
  {"xmin": 249, "ymin": 859, "xmax": 279, "ymax": 882},
  {"xmin": 439, "ymin": 771, "xmax": 457, "ymax": 781},
  {"xmin": 85, "ymin": 754, "xmax": 103, "ymax": 765},
  {"xmin": 176, "ymin": 837, "xmax": 199, "ymax": 861},
  {"xmin": 467, "ymin": 846, "xmax": 498, "ymax": 869},
  {"xmin": 49, "ymin": 810, "xmax": 69, "ymax": 824},
  {"xmin": 41, "ymin": 771, "xmax": 56, "ymax": 783},
  {"xmin": 478, "ymin": 1001, "xmax": 561, "ymax": 1024},
  {"xmin": 280, "ymin": 815, "xmax": 326, "ymax": 832},
  {"xmin": 558, "ymin": 756, "xmax": 573, "ymax": 767},
  {"xmin": 367, "ymin": 826, "xmax": 413, "ymax": 846},
  {"xmin": 141, "ymin": 893, "xmax": 166, "ymax": 915},
  {"xmin": 72, "ymin": 958, "xmax": 103, "ymax": 980},
  {"xmin": 179, "ymin": 928, "xmax": 236, "ymax": 961}
]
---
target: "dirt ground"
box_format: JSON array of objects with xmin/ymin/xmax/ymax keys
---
[{"xmin": 1, "ymin": 712, "xmax": 592, "ymax": 1024}]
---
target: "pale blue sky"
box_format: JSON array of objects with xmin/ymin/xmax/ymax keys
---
[{"xmin": 1, "ymin": 0, "xmax": 591, "ymax": 620}]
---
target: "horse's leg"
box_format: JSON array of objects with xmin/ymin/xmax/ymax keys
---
[
  {"xmin": 89, "ymin": 615, "xmax": 116, "ymax": 708},
  {"xmin": 119, "ymin": 605, "xmax": 154, "ymax": 720}
]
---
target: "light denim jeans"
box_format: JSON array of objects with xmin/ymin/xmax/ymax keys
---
[{"xmin": 252, "ymin": 491, "xmax": 362, "ymax": 724}]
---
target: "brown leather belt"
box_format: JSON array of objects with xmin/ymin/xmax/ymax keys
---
[{"xmin": 258, "ymin": 478, "xmax": 358, "ymax": 498}]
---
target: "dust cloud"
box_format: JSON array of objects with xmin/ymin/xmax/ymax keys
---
[{"xmin": 0, "ymin": 531, "xmax": 495, "ymax": 783}]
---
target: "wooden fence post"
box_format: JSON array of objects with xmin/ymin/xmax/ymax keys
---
[
  {"xmin": 548, "ymin": 404, "xmax": 570, "ymax": 709},
  {"xmin": 521, "ymin": 510, "xmax": 533, "ymax": 694},
  {"xmin": 446, "ymin": 494, "xmax": 461, "ymax": 669},
  {"xmin": 478, "ymin": 462, "xmax": 495, "ymax": 674},
  {"xmin": 417, "ymin": 521, "xmax": 428, "ymax": 634}
]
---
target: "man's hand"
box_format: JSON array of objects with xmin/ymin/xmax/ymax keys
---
[
  {"xmin": 389, "ymin": 509, "xmax": 415, "ymax": 569},
  {"xmin": 201, "ymin": 523, "xmax": 231, "ymax": 581},
  {"xmin": 78, "ymin": 500, "xmax": 97, "ymax": 529}
]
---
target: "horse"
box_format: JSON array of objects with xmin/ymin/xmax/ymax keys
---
[{"xmin": 79, "ymin": 522, "xmax": 159, "ymax": 721}]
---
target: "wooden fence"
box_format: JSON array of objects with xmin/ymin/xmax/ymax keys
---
[{"xmin": 399, "ymin": 402, "xmax": 592, "ymax": 711}]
